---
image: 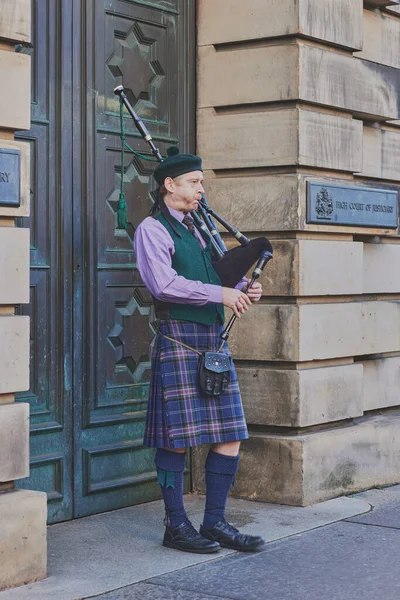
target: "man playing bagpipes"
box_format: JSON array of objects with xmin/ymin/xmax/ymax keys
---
[{"xmin": 134, "ymin": 148, "xmax": 266, "ymax": 554}]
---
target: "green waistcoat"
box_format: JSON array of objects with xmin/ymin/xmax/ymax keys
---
[{"xmin": 154, "ymin": 213, "xmax": 224, "ymax": 326}]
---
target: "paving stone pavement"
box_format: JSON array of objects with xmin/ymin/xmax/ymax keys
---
[
  {"xmin": 92, "ymin": 486, "xmax": 400, "ymax": 600},
  {"xmin": 3, "ymin": 487, "xmax": 400, "ymax": 600},
  {"xmin": 0, "ymin": 494, "xmax": 370, "ymax": 600}
]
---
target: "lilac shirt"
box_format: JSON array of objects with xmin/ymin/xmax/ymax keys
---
[{"xmin": 134, "ymin": 207, "xmax": 246, "ymax": 306}]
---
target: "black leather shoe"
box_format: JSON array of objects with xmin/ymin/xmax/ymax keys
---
[
  {"xmin": 163, "ymin": 520, "xmax": 220, "ymax": 554},
  {"xmin": 200, "ymin": 519, "xmax": 265, "ymax": 552}
]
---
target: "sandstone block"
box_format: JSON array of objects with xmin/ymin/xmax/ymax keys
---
[
  {"xmin": 0, "ymin": 394, "xmax": 14, "ymax": 405},
  {"xmin": 0, "ymin": 489, "xmax": 47, "ymax": 591},
  {"xmin": 0, "ymin": 403, "xmax": 29, "ymax": 482},
  {"xmin": 202, "ymin": 172, "xmax": 301, "ymax": 232},
  {"xmin": 254, "ymin": 239, "xmax": 363, "ymax": 297},
  {"xmin": 192, "ymin": 435, "xmax": 304, "ymax": 505},
  {"xmin": 198, "ymin": 0, "xmax": 297, "ymax": 46},
  {"xmin": 361, "ymin": 126, "xmax": 382, "ymax": 179},
  {"xmin": 198, "ymin": 43, "xmax": 299, "ymax": 109},
  {"xmin": 238, "ymin": 363, "xmax": 363, "ymax": 427},
  {"xmin": 299, "ymin": 44, "xmax": 400, "ymax": 121},
  {"xmin": 298, "ymin": 111, "xmax": 363, "ymax": 173},
  {"xmin": 198, "ymin": 107, "xmax": 298, "ymax": 170},
  {"xmin": 0, "ymin": 316, "xmax": 30, "ymax": 393},
  {"xmin": 356, "ymin": 9, "xmax": 400, "ymax": 69},
  {"xmin": 0, "ymin": 0, "xmax": 31, "ymax": 42},
  {"xmin": 260, "ymin": 240, "xmax": 299, "ymax": 297},
  {"xmin": 199, "ymin": 42, "xmax": 400, "ymax": 121},
  {"xmin": 198, "ymin": 108, "xmax": 362, "ymax": 173},
  {"xmin": 198, "ymin": 0, "xmax": 363, "ymax": 50},
  {"xmin": 299, "ymin": 0, "xmax": 363, "ymax": 50},
  {"xmin": 232, "ymin": 412, "xmax": 400, "ymax": 506},
  {"xmin": 363, "ymin": 243, "xmax": 400, "ymax": 293},
  {"xmin": 366, "ymin": 0, "xmax": 400, "ymax": 7},
  {"xmin": 301, "ymin": 412, "xmax": 400, "ymax": 504},
  {"xmin": 0, "ymin": 139, "xmax": 30, "ymax": 218},
  {"xmin": 360, "ymin": 126, "xmax": 400, "ymax": 181},
  {"xmin": 229, "ymin": 304, "xmax": 300, "ymax": 362},
  {"xmin": 381, "ymin": 129, "xmax": 400, "ymax": 181},
  {"xmin": 229, "ymin": 301, "xmax": 400, "ymax": 361},
  {"xmin": 362, "ymin": 356, "xmax": 400, "ymax": 411},
  {"xmin": 0, "ymin": 51, "xmax": 30, "ymax": 131},
  {"xmin": 230, "ymin": 238, "xmax": 365, "ymax": 299},
  {"xmin": 192, "ymin": 411, "xmax": 400, "ymax": 506},
  {"xmin": 298, "ymin": 240, "xmax": 363, "ymax": 296},
  {"xmin": 385, "ymin": 5, "xmax": 400, "ymax": 13},
  {"xmin": 298, "ymin": 301, "xmax": 400, "ymax": 361},
  {"xmin": 0, "ymin": 228, "xmax": 30, "ymax": 304},
  {"xmin": 201, "ymin": 411, "xmax": 400, "ymax": 505},
  {"xmin": 203, "ymin": 171, "xmax": 398, "ymax": 236}
]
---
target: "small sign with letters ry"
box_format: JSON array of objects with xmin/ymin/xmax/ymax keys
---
[
  {"xmin": 0, "ymin": 148, "xmax": 21, "ymax": 208},
  {"xmin": 307, "ymin": 182, "xmax": 398, "ymax": 229}
]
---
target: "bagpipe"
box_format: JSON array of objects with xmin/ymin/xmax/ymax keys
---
[{"xmin": 113, "ymin": 85, "xmax": 273, "ymax": 342}]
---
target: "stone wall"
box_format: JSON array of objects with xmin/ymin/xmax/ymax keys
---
[
  {"xmin": 194, "ymin": 0, "xmax": 400, "ymax": 505},
  {"xmin": 0, "ymin": 0, "xmax": 47, "ymax": 591}
]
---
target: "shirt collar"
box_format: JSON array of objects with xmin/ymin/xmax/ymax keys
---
[{"xmin": 167, "ymin": 206, "xmax": 186, "ymax": 223}]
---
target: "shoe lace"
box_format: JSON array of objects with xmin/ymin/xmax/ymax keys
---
[
  {"xmin": 180, "ymin": 520, "xmax": 203, "ymax": 540},
  {"xmin": 220, "ymin": 520, "xmax": 255, "ymax": 544},
  {"xmin": 220, "ymin": 520, "xmax": 239, "ymax": 535}
]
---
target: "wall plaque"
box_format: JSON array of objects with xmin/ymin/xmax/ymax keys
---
[
  {"xmin": 0, "ymin": 148, "xmax": 21, "ymax": 207},
  {"xmin": 307, "ymin": 182, "xmax": 398, "ymax": 229}
]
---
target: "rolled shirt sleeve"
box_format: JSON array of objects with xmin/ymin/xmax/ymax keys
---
[
  {"xmin": 134, "ymin": 217, "xmax": 223, "ymax": 305},
  {"xmin": 236, "ymin": 277, "xmax": 249, "ymax": 291}
]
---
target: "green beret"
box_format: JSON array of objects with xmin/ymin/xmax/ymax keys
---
[{"xmin": 153, "ymin": 146, "xmax": 202, "ymax": 186}]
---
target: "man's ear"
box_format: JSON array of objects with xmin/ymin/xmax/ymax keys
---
[{"xmin": 164, "ymin": 177, "xmax": 174, "ymax": 193}]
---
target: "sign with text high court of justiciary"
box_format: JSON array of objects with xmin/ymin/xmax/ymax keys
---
[{"xmin": 307, "ymin": 182, "xmax": 398, "ymax": 229}]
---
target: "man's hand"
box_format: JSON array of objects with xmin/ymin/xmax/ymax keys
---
[
  {"xmin": 222, "ymin": 287, "xmax": 252, "ymax": 318},
  {"xmin": 246, "ymin": 282, "xmax": 263, "ymax": 303}
]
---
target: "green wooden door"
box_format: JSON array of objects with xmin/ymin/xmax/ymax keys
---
[
  {"xmin": 15, "ymin": 0, "xmax": 75, "ymax": 523},
  {"xmin": 16, "ymin": 0, "xmax": 195, "ymax": 523}
]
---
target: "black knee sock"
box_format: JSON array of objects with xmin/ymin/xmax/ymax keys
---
[
  {"xmin": 203, "ymin": 450, "xmax": 239, "ymax": 529},
  {"xmin": 155, "ymin": 448, "xmax": 187, "ymax": 528}
]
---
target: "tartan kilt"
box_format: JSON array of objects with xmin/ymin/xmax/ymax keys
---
[{"xmin": 144, "ymin": 319, "xmax": 249, "ymax": 449}]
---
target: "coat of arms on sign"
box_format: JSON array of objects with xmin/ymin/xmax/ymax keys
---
[{"xmin": 315, "ymin": 187, "xmax": 334, "ymax": 220}]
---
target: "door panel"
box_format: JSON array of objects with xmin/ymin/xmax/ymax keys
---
[
  {"xmin": 16, "ymin": 0, "xmax": 74, "ymax": 524},
  {"xmin": 17, "ymin": 0, "xmax": 195, "ymax": 522},
  {"xmin": 73, "ymin": 0, "xmax": 195, "ymax": 518}
]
